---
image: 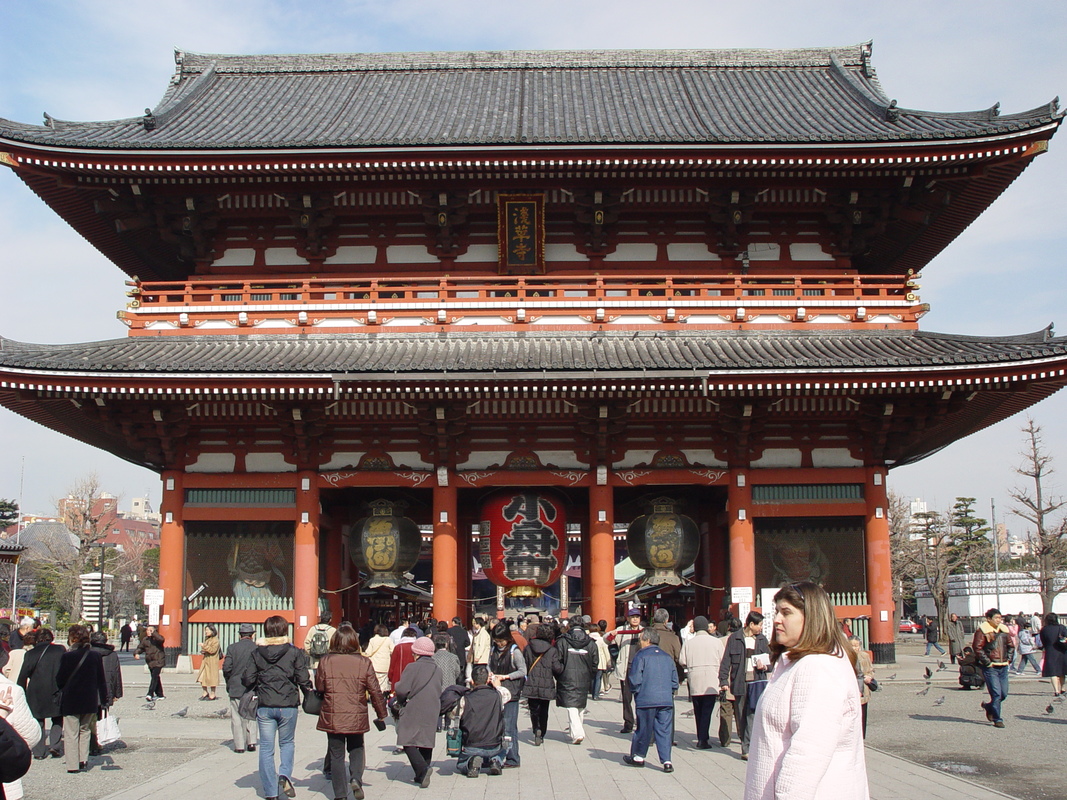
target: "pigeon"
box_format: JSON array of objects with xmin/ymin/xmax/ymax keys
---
[
  {"xmin": 1044, "ymin": 704, "xmax": 1056, "ymax": 715},
  {"xmin": 170, "ymin": 707, "xmax": 188, "ymax": 718},
  {"xmin": 924, "ymin": 667, "xmax": 933, "ymax": 680},
  {"xmin": 937, "ymin": 661, "xmax": 947, "ymax": 672},
  {"xmin": 915, "ymin": 687, "xmax": 930, "ymax": 696},
  {"xmin": 933, "ymin": 696, "xmax": 945, "ymax": 706},
  {"xmin": 213, "ymin": 707, "xmax": 231, "ymax": 718},
  {"xmin": 141, "ymin": 701, "xmax": 156, "ymax": 711},
  {"xmin": 884, "ymin": 673, "xmax": 897, "ymax": 681}
]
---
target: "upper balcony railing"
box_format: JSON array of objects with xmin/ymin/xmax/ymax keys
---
[{"xmin": 118, "ymin": 272, "xmax": 925, "ymax": 334}]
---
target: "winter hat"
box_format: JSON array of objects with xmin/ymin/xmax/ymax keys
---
[
  {"xmin": 693, "ymin": 616, "xmax": 710, "ymax": 633},
  {"xmin": 238, "ymin": 623, "xmax": 256, "ymax": 635},
  {"xmin": 412, "ymin": 637, "xmax": 435, "ymax": 657}
]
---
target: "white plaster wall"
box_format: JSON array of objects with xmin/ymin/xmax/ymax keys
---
[
  {"xmin": 811, "ymin": 448, "xmax": 863, "ymax": 467},
  {"xmin": 460, "ymin": 451, "xmax": 513, "ymax": 470},
  {"xmin": 616, "ymin": 450, "xmax": 660, "ymax": 468},
  {"xmin": 682, "ymin": 450, "xmax": 727, "ymax": 467},
  {"xmin": 747, "ymin": 243, "xmax": 781, "ymax": 260},
  {"xmin": 213, "ymin": 248, "xmax": 256, "ymax": 267},
  {"xmin": 454, "ymin": 244, "xmax": 499, "ymax": 262},
  {"xmin": 264, "ymin": 248, "xmax": 307, "ymax": 266},
  {"xmin": 244, "ymin": 453, "xmax": 296, "ymax": 472},
  {"xmin": 532, "ymin": 450, "xmax": 584, "ymax": 469},
  {"xmin": 320, "ymin": 452, "xmax": 364, "ymax": 470},
  {"xmin": 386, "ymin": 245, "xmax": 439, "ymax": 263},
  {"xmin": 604, "ymin": 243, "xmax": 658, "ymax": 261},
  {"xmin": 545, "ymin": 243, "xmax": 587, "ymax": 261},
  {"xmin": 667, "ymin": 243, "xmax": 720, "ymax": 261},
  {"xmin": 751, "ymin": 449, "xmax": 803, "ymax": 468},
  {"xmin": 789, "ymin": 243, "xmax": 834, "ymax": 261},
  {"xmin": 325, "ymin": 246, "xmax": 378, "ymax": 265},
  {"xmin": 186, "ymin": 453, "xmax": 237, "ymax": 473}
]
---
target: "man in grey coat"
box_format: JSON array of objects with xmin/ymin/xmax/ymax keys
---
[
  {"xmin": 678, "ymin": 616, "xmax": 725, "ymax": 749},
  {"xmin": 223, "ymin": 623, "xmax": 258, "ymax": 753},
  {"xmin": 946, "ymin": 613, "xmax": 966, "ymax": 665}
]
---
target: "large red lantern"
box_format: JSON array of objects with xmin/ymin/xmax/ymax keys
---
[
  {"xmin": 626, "ymin": 496, "xmax": 699, "ymax": 586},
  {"xmin": 349, "ymin": 498, "xmax": 422, "ymax": 588},
  {"xmin": 479, "ymin": 490, "xmax": 567, "ymax": 597}
]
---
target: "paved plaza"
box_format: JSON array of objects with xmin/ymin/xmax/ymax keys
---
[{"xmin": 17, "ymin": 638, "xmax": 1043, "ymax": 800}]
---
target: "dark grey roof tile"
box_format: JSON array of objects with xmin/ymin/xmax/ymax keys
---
[
  {"xmin": 2, "ymin": 45, "xmax": 1059, "ymax": 150},
  {"xmin": 4, "ymin": 329, "xmax": 1066, "ymax": 378}
]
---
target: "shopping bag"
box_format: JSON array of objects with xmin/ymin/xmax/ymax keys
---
[{"xmin": 97, "ymin": 711, "xmax": 122, "ymax": 746}]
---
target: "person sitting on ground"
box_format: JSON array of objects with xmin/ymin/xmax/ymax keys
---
[{"xmin": 455, "ymin": 664, "xmax": 509, "ymax": 778}]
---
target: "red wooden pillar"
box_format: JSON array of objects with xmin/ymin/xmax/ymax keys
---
[
  {"xmin": 294, "ymin": 471, "xmax": 320, "ymax": 645},
  {"xmin": 865, "ymin": 466, "xmax": 896, "ymax": 664},
  {"xmin": 727, "ymin": 471, "xmax": 755, "ymax": 603},
  {"xmin": 157, "ymin": 470, "xmax": 184, "ymax": 663},
  {"xmin": 433, "ymin": 480, "xmax": 459, "ymax": 622},
  {"xmin": 588, "ymin": 482, "xmax": 615, "ymax": 626}
]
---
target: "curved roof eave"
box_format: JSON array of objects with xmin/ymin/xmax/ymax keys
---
[{"xmin": 0, "ymin": 121, "xmax": 1059, "ymax": 161}]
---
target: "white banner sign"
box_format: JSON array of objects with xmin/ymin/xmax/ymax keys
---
[
  {"xmin": 143, "ymin": 589, "xmax": 164, "ymax": 606},
  {"xmin": 731, "ymin": 586, "xmax": 753, "ymax": 604}
]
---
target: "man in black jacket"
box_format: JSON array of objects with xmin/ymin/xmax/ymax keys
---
[
  {"xmin": 88, "ymin": 631, "xmax": 122, "ymax": 756},
  {"xmin": 17, "ymin": 628, "xmax": 66, "ymax": 759},
  {"xmin": 457, "ymin": 665, "xmax": 506, "ymax": 778},
  {"xmin": 556, "ymin": 621, "xmax": 598, "ymax": 745},
  {"xmin": 242, "ymin": 615, "xmax": 311, "ymax": 800},
  {"xmin": 224, "ymin": 623, "xmax": 258, "ymax": 753},
  {"xmin": 717, "ymin": 611, "xmax": 769, "ymax": 758},
  {"xmin": 447, "ymin": 617, "xmax": 471, "ymax": 666}
]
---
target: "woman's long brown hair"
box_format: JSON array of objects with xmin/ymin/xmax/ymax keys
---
[{"xmin": 769, "ymin": 581, "xmax": 856, "ymax": 668}]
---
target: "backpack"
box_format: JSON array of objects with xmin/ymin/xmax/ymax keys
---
[{"xmin": 308, "ymin": 626, "xmax": 330, "ymax": 658}]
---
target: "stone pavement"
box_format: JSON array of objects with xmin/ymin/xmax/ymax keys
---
[{"xmin": 73, "ymin": 646, "xmax": 1020, "ymax": 800}]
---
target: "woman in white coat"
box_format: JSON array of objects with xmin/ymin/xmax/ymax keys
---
[
  {"xmin": 0, "ymin": 672, "xmax": 42, "ymax": 800},
  {"xmin": 744, "ymin": 582, "xmax": 868, "ymax": 800}
]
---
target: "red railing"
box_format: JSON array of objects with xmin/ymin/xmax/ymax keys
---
[{"xmin": 119, "ymin": 272, "xmax": 923, "ymax": 333}]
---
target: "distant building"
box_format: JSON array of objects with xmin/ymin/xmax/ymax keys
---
[
  {"xmin": 916, "ymin": 571, "xmax": 1067, "ymax": 616},
  {"xmin": 129, "ymin": 496, "xmax": 162, "ymax": 525}
]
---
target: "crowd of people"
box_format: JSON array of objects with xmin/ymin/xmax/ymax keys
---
[
  {"xmin": 0, "ymin": 617, "xmax": 123, "ymax": 799},
  {"xmin": 216, "ymin": 597, "xmax": 870, "ymax": 799},
  {"xmin": 1, "ymin": 600, "xmax": 1065, "ymax": 799}
]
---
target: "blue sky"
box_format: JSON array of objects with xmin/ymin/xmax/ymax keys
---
[{"xmin": 0, "ymin": 1, "xmax": 1065, "ymax": 530}]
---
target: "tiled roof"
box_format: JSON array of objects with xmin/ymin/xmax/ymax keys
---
[
  {"xmin": 2, "ymin": 328, "xmax": 1065, "ymax": 378},
  {"xmin": 0, "ymin": 44, "xmax": 1059, "ymax": 150}
]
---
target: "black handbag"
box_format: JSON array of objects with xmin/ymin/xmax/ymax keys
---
[
  {"xmin": 301, "ymin": 688, "xmax": 324, "ymax": 716},
  {"xmin": 388, "ymin": 694, "xmax": 406, "ymax": 721},
  {"xmin": 238, "ymin": 689, "xmax": 259, "ymax": 720}
]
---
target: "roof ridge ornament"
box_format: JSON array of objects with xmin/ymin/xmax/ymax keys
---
[
  {"xmin": 143, "ymin": 108, "xmax": 156, "ymax": 132},
  {"xmin": 885, "ymin": 99, "xmax": 899, "ymax": 122},
  {"xmin": 860, "ymin": 40, "xmax": 873, "ymax": 78}
]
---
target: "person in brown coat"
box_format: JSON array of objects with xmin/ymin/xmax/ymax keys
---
[
  {"xmin": 315, "ymin": 623, "xmax": 387, "ymax": 800},
  {"xmin": 134, "ymin": 626, "xmax": 166, "ymax": 700}
]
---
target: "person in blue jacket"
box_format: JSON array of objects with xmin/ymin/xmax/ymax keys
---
[{"xmin": 623, "ymin": 628, "xmax": 679, "ymax": 773}]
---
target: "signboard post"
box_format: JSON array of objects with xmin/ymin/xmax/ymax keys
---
[{"xmin": 143, "ymin": 588, "xmax": 164, "ymax": 627}]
